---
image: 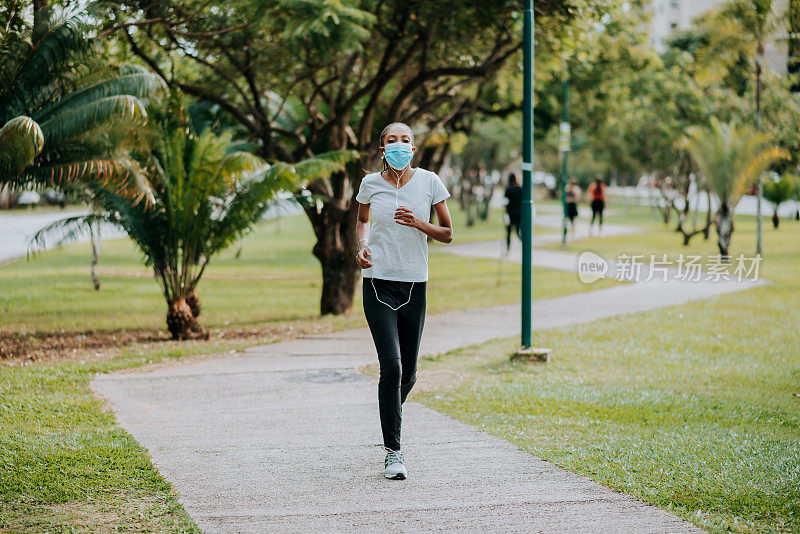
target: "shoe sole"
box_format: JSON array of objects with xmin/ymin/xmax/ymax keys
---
[{"xmin": 385, "ymin": 472, "xmax": 406, "ymax": 480}]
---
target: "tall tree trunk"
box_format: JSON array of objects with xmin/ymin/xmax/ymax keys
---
[
  {"xmin": 166, "ymin": 297, "xmax": 208, "ymax": 340},
  {"xmin": 312, "ymin": 231, "xmax": 360, "ymax": 315},
  {"xmin": 703, "ymin": 189, "xmax": 712, "ymax": 239},
  {"xmin": 675, "ymin": 193, "xmax": 690, "ymax": 233},
  {"xmin": 755, "ymin": 51, "xmax": 764, "ymax": 256},
  {"xmin": 305, "ymin": 187, "xmax": 360, "ymax": 315},
  {"xmin": 33, "ymin": 0, "xmax": 48, "ymax": 32},
  {"xmin": 186, "ymin": 288, "xmax": 201, "ymax": 318},
  {"xmin": 716, "ymin": 203, "xmax": 734, "ymax": 260},
  {"xmin": 662, "ymin": 203, "xmax": 672, "ymax": 225},
  {"xmin": 167, "ymin": 299, "xmax": 198, "ymax": 340},
  {"xmin": 0, "ymin": 184, "xmax": 10, "ymax": 209},
  {"xmin": 772, "ymin": 208, "xmax": 780, "ymax": 228},
  {"xmin": 89, "ymin": 219, "xmax": 101, "ymax": 291}
]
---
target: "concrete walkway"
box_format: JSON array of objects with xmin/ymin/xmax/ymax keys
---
[{"xmin": 90, "ymin": 218, "xmax": 761, "ymax": 533}]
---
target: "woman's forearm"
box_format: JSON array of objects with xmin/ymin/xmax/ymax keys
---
[
  {"xmin": 356, "ymin": 220, "xmax": 370, "ymax": 248},
  {"xmin": 415, "ymin": 220, "xmax": 452, "ymax": 243}
]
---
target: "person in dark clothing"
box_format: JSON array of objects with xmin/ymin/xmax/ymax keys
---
[
  {"xmin": 504, "ymin": 173, "xmax": 522, "ymax": 252},
  {"xmin": 565, "ymin": 178, "xmax": 580, "ymax": 238}
]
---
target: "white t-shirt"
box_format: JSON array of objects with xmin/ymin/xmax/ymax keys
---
[{"xmin": 356, "ymin": 167, "xmax": 450, "ymax": 282}]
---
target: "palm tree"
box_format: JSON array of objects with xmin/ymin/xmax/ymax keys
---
[
  {"xmin": 30, "ymin": 90, "xmax": 359, "ymax": 339},
  {"xmin": 699, "ymin": 0, "xmax": 785, "ymax": 255},
  {"xmin": 0, "ymin": 1, "xmax": 165, "ymax": 200},
  {"xmin": 763, "ymin": 173, "xmax": 800, "ymax": 228},
  {"xmin": 680, "ymin": 118, "xmax": 788, "ymax": 259}
]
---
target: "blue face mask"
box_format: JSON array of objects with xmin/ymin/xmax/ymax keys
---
[{"xmin": 383, "ymin": 141, "xmax": 413, "ymax": 170}]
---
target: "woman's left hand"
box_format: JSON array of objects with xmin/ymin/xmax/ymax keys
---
[{"xmin": 394, "ymin": 205, "xmax": 419, "ymax": 228}]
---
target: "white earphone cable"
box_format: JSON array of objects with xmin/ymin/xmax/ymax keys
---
[
  {"xmin": 370, "ymin": 164, "xmax": 415, "ymax": 311},
  {"xmin": 371, "ymin": 277, "xmax": 414, "ymax": 311}
]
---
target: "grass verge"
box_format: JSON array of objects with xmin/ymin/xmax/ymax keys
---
[
  {"xmin": 0, "ymin": 342, "xmax": 252, "ymax": 532},
  {"xmin": 399, "ymin": 215, "xmax": 800, "ymax": 533}
]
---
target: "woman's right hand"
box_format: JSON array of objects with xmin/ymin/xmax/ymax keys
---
[{"xmin": 356, "ymin": 246, "xmax": 373, "ymax": 268}]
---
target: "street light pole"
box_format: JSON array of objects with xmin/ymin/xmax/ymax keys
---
[
  {"xmin": 512, "ymin": 0, "xmax": 551, "ymax": 363},
  {"xmin": 560, "ymin": 71, "xmax": 570, "ymax": 246},
  {"xmin": 521, "ymin": 0, "xmax": 533, "ymax": 349},
  {"xmin": 756, "ymin": 54, "xmax": 763, "ymax": 257}
]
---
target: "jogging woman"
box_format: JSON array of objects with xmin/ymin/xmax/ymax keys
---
[
  {"xmin": 587, "ymin": 175, "xmax": 606, "ymax": 237},
  {"xmin": 354, "ymin": 122, "xmax": 453, "ymax": 480}
]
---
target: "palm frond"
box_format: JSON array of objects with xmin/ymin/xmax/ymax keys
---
[
  {"xmin": 205, "ymin": 163, "xmax": 302, "ymax": 256},
  {"xmin": 35, "ymin": 65, "xmax": 167, "ymax": 121},
  {"xmin": 27, "ymin": 212, "xmax": 114, "ymax": 257},
  {"xmin": 39, "ymin": 95, "xmax": 148, "ymax": 149},
  {"xmin": 54, "ymin": 121, "xmax": 159, "ymax": 155},
  {"xmin": 18, "ymin": 155, "xmax": 153, "ymax": 204},
  {"xmin": 733, "ymin": 146, "xmax": 788, "ymax": 204},
  {"xmin": 62, "ymin": 91, "xmax": 360, "ymax": 303},
  {"xmin": 215, "ymin": 151, "xmax": 264, "ymax": 187},
  {"xmin": 4, "ymin": 4, "xmax": 92, "ymax": 113},
  {"xmin": 681, "ymin": 118, "xmax": 787, "ymax": 207},
  {"xmin": 0, "ymin": 116, "xmax": 44, "ymax": 175},
  {"xmin": 226, "ymin": 139, "xmax": 260, "ymax": 154},
  {"xmin": 763, "ymin": 174, "xmax": 800, "ymax": 205},
  {"xmin": 0, "ymin": 25, "xmax": 30, "ymax": 99},
  {"xmin": 290, "ymin": 149, "xmax": 361, "ymax": 182}
]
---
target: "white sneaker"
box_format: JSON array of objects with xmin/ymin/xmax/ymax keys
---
[{"xmin": 384, "ymin": 448, "xmax": 407, "ymax": 480}]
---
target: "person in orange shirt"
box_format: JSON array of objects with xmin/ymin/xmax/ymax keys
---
[{"xmin": 587, "ymin": 175, "xmax": 606, "ymax": 237}]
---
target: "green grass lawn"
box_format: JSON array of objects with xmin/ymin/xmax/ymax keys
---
[
  {"xmin": 408, "ymin": 214, "xmax": 800, "ymax": 533},
  {"xmin": 0, "ymin": 202, "xmax": 566, "ymax": 335},
  {"xmin": 0, "ymin": 200, "xmax": 613, "ymax": 532},
  {"xmin": 0, "ymin": 341, "xmax": 242, "ymax": 532}
]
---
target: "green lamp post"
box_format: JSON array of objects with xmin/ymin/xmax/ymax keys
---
[
  {"xmin": 513, "ymin": 0, "xmax": 551, "ymax": 363},
  {"xmin": 560, "ymin": 70, "xmax": 571, "ymax": 246}
]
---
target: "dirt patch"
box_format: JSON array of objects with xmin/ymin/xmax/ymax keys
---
[
  {"xmin": 0, "ymin": 328, "xmax": 165, "ymax": 364},
  {"xmin": 0, "ymin": 322, "xmax": 334, "ymax": 368},
  {"xmin": 97, "ymin": 268, "xmax": 298, "ymax": 281}
]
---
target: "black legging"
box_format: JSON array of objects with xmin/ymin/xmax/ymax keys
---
[
  {"xmin": 506, "ymin": 211, "xmax": 521, "ymax": 249},
  {"xmin": 591, "ymin": 199, "xmax": 605, "ymax": 226},
  {"xmin": 362, "ymin": 277, "xmax": 427, "ymax": 451}
]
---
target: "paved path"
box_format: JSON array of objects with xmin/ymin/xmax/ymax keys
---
[
  {"xmin": 91, "ymin": 217, "xmax": 761, "ymax": 533},
  {"xmin": 0, "ymin": 209, "xmax": 126, "ymax": 265}
]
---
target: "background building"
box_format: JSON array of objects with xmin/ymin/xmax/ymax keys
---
[
  {"xmin": 648, "ymin": 0, "xmax": 788, "ymax": 74},
  {"xmin": 649, "ymin": 0, "xmax": 722, "ymax": 51}
]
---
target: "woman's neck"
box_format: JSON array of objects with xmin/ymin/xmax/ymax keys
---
[{"xmin": 385, "ymin": 166, "xmax": 414, "ymax": 183}]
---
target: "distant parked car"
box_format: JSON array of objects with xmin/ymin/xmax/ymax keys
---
[
  {"xmin": 532, "ymin": 171, "xmax": 557, "ymax": 190},
  {"xmin": 16, "ymin": 190, "xmax": 40, "ymax": 206},
  {"xmin": 42, "ymin": 189, "xmax": 67, "ymax": 207}
]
